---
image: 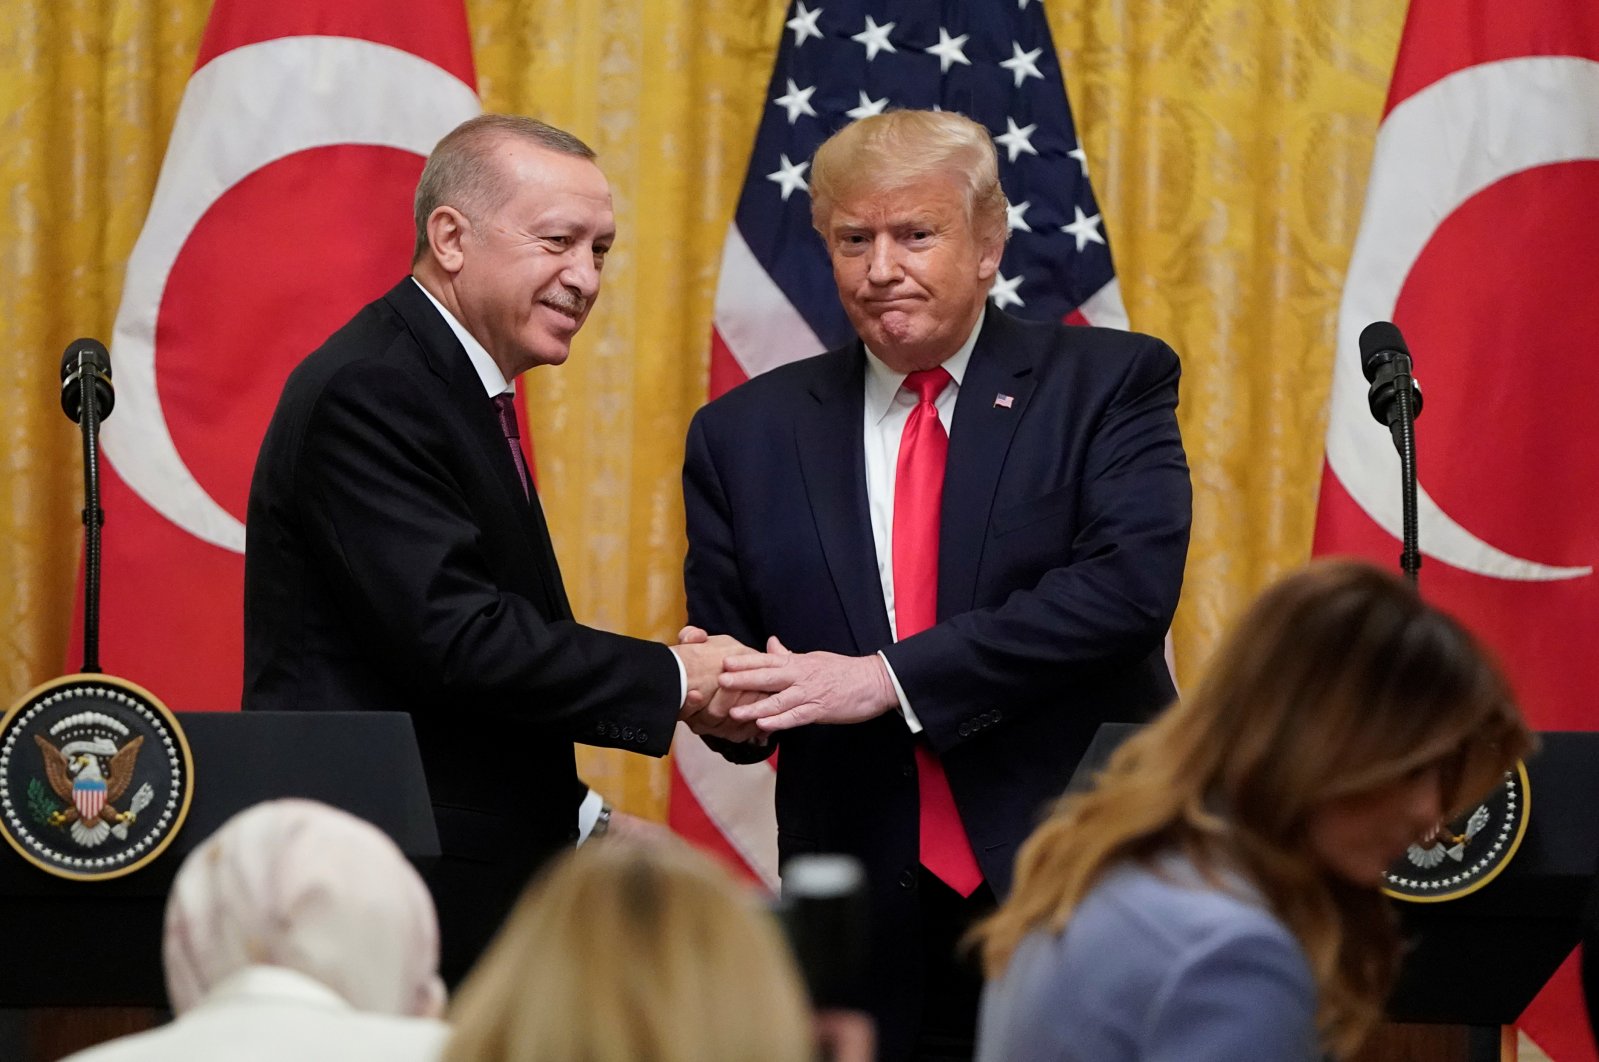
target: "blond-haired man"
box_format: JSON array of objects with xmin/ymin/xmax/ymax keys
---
[{"xmin": 684, "ymin": 110, "xmax": 1191, "ymax": 1060}]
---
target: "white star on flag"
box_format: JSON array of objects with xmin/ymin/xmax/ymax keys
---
[
  {"xmin": 846, "ymin": 90, "xmax": 889, "ymax": 120},
  {"xmin": 990, "ymin": 271, "xmax": 1025, "ymax": 309},
  {"xmin": 1068, "ymin": 143, "xmax": 1088, "ymax": 174},
  {"xmin": 999, "ymin": 43, "xmax": 1045, "ymax": 88},
  {"xmin": 766, "ymin": 153, "xmax": 810, "ymax": 200},
  {"xmin": 851, "ymin": 15, "xmax": 896, "ymax": 61},
  {"xmin": 773, "ymin": 78, "xmax": 818, "ymax": 124},
  {"xmin": 925, "ymin": 28, "xmax": 971, "ymax": 73},
  {"xmin": 786, "ymin": 2, "xmax": 824, "ymax": 46},
  {"xmin": 994, "ymin": 117, "xmax": 1039, "ymax": 162},
  {"xmin": 1061, "ymin": 205, "xmax": 1105, "ymax": 251},
  {"xmin": 1006, "ymin": 200, "xmax": 1033, "ymax": 233}
]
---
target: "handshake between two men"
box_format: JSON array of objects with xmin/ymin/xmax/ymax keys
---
[{"xmin": 669, "ymin": 627, "xmax": 902, "ymax": 745}]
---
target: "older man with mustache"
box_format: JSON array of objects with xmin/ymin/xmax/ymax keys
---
[{"xmin": 243, "ymin": 114, "xmax": 751, "ymax": 983}]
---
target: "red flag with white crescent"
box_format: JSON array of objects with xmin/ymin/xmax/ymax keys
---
[
  {"xmin": 75, "ymin": 0, "xmax": 480, "ymax": 709},
  {"xmin": 1314, "ymin": 0, "xmax": 1599, "ymax": 1056}
]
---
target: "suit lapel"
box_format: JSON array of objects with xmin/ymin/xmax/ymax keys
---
[
  {"xmin": 795, "ymin": 348, "xmax": 894, "ymax": 654},
  {"xmin": 940, "ymin": 307, "xmax": 1040, "ymax": 619},
  {"xmin": 386, "ymin": 279, "xmax": 573, "ymax": 620}
]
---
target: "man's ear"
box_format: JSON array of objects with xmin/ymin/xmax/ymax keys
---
[
  {"xmin": 426, "ymin": 206, "xmax": 470, "ymax": 274},
  {"xmin": 976, "ymin": 233, "xmax": 1004, "ymax": 283}
]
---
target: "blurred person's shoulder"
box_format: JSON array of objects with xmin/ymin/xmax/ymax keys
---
[{"xmin": 60, "ymin": 967, "xmax": 451, "ymax": 1062}]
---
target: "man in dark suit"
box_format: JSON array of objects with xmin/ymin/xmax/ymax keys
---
[
  {"xmin": 683, "ymin": 110, "xmax": 1191, "ymax": 1060},
  {"xmin": 244, "ymin": 114, "xmax": 749, "ymax": 981}
]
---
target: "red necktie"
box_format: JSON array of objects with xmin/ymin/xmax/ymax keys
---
[
  {"xmin": 893, "ymin": 367, "xmax": 983, "ymax": 897},
  {"xmin": 492, "ymin": 392, "xmax": 531, "ymax": 499}
]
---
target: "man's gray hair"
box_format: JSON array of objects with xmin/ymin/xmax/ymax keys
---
[{"xmin": 412, "ymin": 114, "xmax": 596, "ymax": 264}]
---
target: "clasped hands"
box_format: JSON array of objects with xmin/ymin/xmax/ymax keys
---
[{"xmin": 673, "ymin": 627, "xmax": 898, "ymax": 745}]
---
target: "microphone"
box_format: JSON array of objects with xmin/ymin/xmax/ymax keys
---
[
  {"xmin": 60, "ymin": 338, "xmax": 115, "ymax": 423},
  {"xmin": 1359, "ymin": 321, "xmax": 1421, "ymax": 428}
]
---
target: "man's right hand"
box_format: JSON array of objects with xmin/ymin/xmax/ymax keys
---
[{"xmin": 672, "ymin": 634, "xmax": 766, "ymax": 743}]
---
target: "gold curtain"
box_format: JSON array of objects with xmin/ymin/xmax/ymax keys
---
[{"xmin": 0, "ymin": 0, "xmax": 1405, "ymax": 822}]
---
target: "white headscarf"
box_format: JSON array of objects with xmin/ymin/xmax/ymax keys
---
[{"xmin": 162, "ymin": 798, "xmax": 446, "ymax": 1019}]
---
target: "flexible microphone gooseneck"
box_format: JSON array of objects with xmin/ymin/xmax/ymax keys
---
[
  {"xmin": 60, "ymin": 338, "xmax": 115, "ymax": 671},
  {"xmin": 1358, "ymin": 321, "xmax": 1422, "ymax": 583}
]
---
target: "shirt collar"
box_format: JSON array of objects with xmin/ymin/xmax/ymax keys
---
[
  {"xmin": 863, "ymin": 305, "xmax": 985, "ymax": 424},
  {"xmin": 411, "ymin": 276, "xmax": 512, "ymax": 398}
]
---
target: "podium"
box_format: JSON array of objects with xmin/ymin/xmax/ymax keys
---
[
  {"xmin": 1069, "ymin": 725, "xmax": 1599, "ymax": 1058},
  {"xmin": 0, "ymin": 711, "xmax": 438, "ymax": 1008}
]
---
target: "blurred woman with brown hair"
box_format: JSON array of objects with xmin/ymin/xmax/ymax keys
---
[
  {"xmin": 974, "ymin": 559, "xmax": 1533, "ymax": 1061},
  {"xmin": 442, "ymin": 838, "xmax": 815, "ymax": 1062}
]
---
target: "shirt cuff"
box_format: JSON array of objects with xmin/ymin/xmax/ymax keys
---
[
  {"xmin": 666, "ymin": 645, "xmax": 690, "ymax": 708},
  {"xmin": 878, "ymin": 651, "xmax": 922, "ymax": 734},
  {"xmin": 576, "ymin": 788, "xmax": 606, "ymax": 845}
]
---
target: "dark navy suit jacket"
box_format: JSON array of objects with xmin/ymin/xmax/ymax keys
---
[
  {"xmin": 683, "ymin": 305, "xmax": 1192, "ymax": 1058},
  {"xmin": 244, "ymin": 279, "xmax": 680, "ymax": 973}
]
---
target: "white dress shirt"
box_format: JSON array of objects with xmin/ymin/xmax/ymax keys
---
[{"xmin": 862, "ymin": 309, "xmax": 985, "ymax": 732}]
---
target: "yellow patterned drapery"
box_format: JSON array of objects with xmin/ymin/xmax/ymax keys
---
[{"xmin": 0, "ymin": 0, "xmax": 1405, "ymax": 822}]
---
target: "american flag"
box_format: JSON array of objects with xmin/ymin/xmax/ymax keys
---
[{"xmin": 673, "ymin": 0, "xmax": 1129, "ymax": 887}]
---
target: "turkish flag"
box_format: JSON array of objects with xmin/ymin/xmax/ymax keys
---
[
  {"xmin": 1313, "ymin": 0, "xmax": 1599, "ymax": 1056},
  {"xmin": 74, "ymin": 0, "xmax": 480, "ymax": 710}
]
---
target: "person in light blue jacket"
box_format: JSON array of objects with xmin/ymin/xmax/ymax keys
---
[{"xmin": 974, "ymin": 560, "xmax": 1532, "ymax": 1062}]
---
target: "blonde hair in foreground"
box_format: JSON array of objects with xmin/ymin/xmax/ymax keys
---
[
  {"xmin": 809, "ymin": 109, "xmax": 1009, "ymax": 246},
  {"xmin": 975, "ymin": 558, "xmax": 1533, "ymax": 1059},
  {"xmin": 443, "ymin": 839, "xmax": 814, "ymax": 1062}
]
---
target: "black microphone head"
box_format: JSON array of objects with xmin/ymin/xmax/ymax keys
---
[
  {"xmin": 60, "ymin": 338, "xmax": 114, "ymax": 423},
  {"xmin": 60, "ymin": 338, "xmax": 111, "ymax": 379},
  {"xmin": 1358, "ymin": 321, "xmax": 1409, "ymax": 382}
]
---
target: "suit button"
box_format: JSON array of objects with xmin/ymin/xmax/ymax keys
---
[
  {"xmin": 899, "ymin": 869, "xmax": 917, "ymax": 890},
  {"xmin": 958, "ymin": 723, "xmax": 971, "ymax": 737},
  {"xmin": 637, "ymin": 729, "xmax": 648, "ymax": 744},
  {"xmin": 622, "ymin": 727, "xmax": 635, "ymax": 741},
  {"xmin": 902, "ymin": 763, "xmax": 914, "ymax": 778}
]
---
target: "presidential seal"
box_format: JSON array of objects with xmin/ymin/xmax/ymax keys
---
[
  {"xmin": 0, "ymin": 674, "xmax": 193, "ymax": 881},
  {"xmin": 1383, "ymin": 762, "xmax": 1530, "ymax": 903}
]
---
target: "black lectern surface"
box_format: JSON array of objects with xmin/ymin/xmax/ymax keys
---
[
  {"xmin": 0, "ymin": 711, "xmax": 437, "ymax": 1006},
  {"xmin": 1066, "ymin": 725, "xmax": 1599, "ymax": 1026}
]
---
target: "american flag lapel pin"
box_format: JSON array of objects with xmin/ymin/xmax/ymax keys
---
[{"xmin": 994, "ymin": 393, "xmax": 1015, "ymax": 409}]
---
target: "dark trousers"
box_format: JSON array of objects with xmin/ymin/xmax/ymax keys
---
[
  {"xmin": 428, "ymin": 853, "xmax": 542, "ymax": 986},
  {"xmin": 913, "ymin": 867, "xmax": 996, "ymax": 1062}
]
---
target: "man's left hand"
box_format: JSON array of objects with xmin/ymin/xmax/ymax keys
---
[{"xmin": 720, "ymin": 637, "xmax": 897, "ymax": 732}]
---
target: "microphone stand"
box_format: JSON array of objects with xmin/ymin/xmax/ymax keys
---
[
  {"xmin": 1387, "ymin": 354, "xmax": 1421, "ymax": 585},
  {"xmin": 76, "ymin": 367, "xmax": 105, "ymax": 673}
]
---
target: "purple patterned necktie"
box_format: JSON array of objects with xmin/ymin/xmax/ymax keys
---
[{"xmin": 491, "ymin": 392, "xmax": 531, "ymax": 499}]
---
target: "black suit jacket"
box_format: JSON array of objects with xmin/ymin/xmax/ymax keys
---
[
  {"xmin": 244, "ymin": 278, "xmax": 679, "ymax": 884},
  {"xmin": 683, "ymin": 306, "xmax": 1191, "ymax": 1056}
]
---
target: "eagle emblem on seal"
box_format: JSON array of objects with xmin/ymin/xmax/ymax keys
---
[
  {"xmin": 31, "ymin": 712, "xmax": 155, "ymax": 848},
  {"xmin": 1406, "ymin": 804, "xmax": 1491, "ymax": 869}
]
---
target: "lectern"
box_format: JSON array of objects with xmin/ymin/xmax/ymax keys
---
[{"xmin": 0, "ymin": 711, "xmax": 438, "ymax": 1007}]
